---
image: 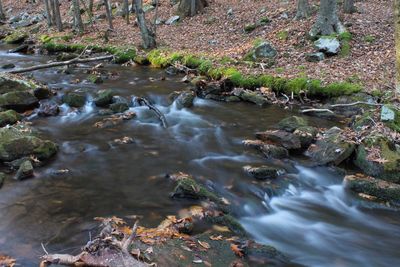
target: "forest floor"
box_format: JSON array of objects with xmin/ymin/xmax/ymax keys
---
[{"xmin": 1, "ymin": 0, "xmax": 395, "ymax": 94}]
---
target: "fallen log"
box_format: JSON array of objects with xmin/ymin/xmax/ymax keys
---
[
  {"xmin": 6, "ymin": 55, "xmax": 114, "ymax": 74},
  {"xmin": 136, "ymin": 97, "xmax": 168, "ymax": 128}
]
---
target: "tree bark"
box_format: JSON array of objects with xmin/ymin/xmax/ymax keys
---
[
  {"xmin": 295, "ymin": 0, "xmax": 310, "ymax": 20},
  {"xmin": 343, "ymin": 0, "xmax": 356, "ymax": 14},
  {"xmin": 0, "ymin": 0, "xmax": 6, "ymax": 20},
  {"xmin": 49, "ymin": 0, "xmax": 57, "ymax": 26},
  {"xmin": 177, "ymin": 0, "xmax": 207, "ymax": 18},
  {"xmin": 395, "ymin": 0, "xmax": 400, "ymax": 98},
  {"xmin": 104, "ymin": 0, "xmax": 114, "ymax": 30},
  {"xmin": 88, "ymin": 0, "xmax": 94, "ymax": 15},
  {"xmin": 72, "ymin": 0, "xmax": 84, "ymax": 34},
  {"xmin": 123, "ymin": 0, "xmax": 130, "ymax": 24},
  {"xmin": 52, "ymin": 0, "xmax": 63, "ymax": 31},
  {"xmin": 309, "ymin": 0, "xmax": 345, "ymax": 37},
  {"xmin": 43, "ymin": 0, "xmax": 52, "ymax": 26},
  {"xmin": 134, "ymin": 0, "xmax": 156, "ymax": 49}
]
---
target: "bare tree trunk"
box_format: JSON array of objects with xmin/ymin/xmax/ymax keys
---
[
  {"xmin": 104, "ymin": 0, "xmax": 114, "ymax": 29},
  {"xmin": 49, "ymin": 0, "xmax": 57, "ymax": 26},
  {"xmin": 88, "ymin": 0, "xmax": 94, "ymax": 15},
  {"xmin": 177, "ymin": 0, "xmax": 207, "ymax": 18},
  {"xmin": 43, "ymin": 0, "xmax": 52, "ymax": 26},
  {"xmin": 72, "ymin": 0, "xmax": 84, "ymax": 34},
  {"xmin": 0, "ymin": 0, "xmax": 6, "ymax": 20},
  {"xmin": 396, "ymin": 0, "xmax": 400, "ymax": 99},
  {"xmin": 295, "ymin": 0, "xmax": 310, "ymax": 20},
  {"xmin": 134, "ymin": 0, "xmax": 156, "ymax": 49},
  {"xmin": 52, "ymin": 0, "xmax": 63, "ymax": 31},
  {"xmin": 123, "ymin": 0, "xmax": 130, "ymax": 24},
  {"xmin": 309, "ymin": 0, "xmax": 345, "ymax": 37},
  {"xmin": 343, "ymin": 0, "xmax": 356, "ymax": 14}
]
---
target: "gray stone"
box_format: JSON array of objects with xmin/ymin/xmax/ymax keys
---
[
  {"xmin": 112, "ymin": 95, "xmax": 129, "ymax": 105},
  {"xmin": 227, "ymin": 8, "xmax": 233, "ymax": 16},
  {"xmin": 277, "ymin": 116, "xmax": 308, "ymax": 132},
  {"xmin": 2, "ymin": 63, "xmax": 15, "ymax": 69},
  {"xmin": 0, "ymin": 172, "xmax": 4, "ymax": 188},
  {"xmin": 314, "ymin": 37, "xmax": 340, "ymax": 55},
  {"xmin": 94, "ymin": 89, "xmax": 115, "ymax": 107},
  {"xmin": 256, "ymin": 130, "xmax": 301, "ymax": 150},
  {"xmin": 14, "ymin": 160, "xmax": 34, "ymax": 180},
  {"xmin": 235, "ymin": 89, "xmax": 270, "ymax": 106},
  {"xmin": 254, "ymin": 42, "xmax": 277, "ymax": 59},
  {"xmin": 305, "ymin": 52, "xmax": 325, "ymax": 62},
  {"xmin": 165, "ymin": 16, "xmax": 180, "ymax": 25},
  {"xmin": 38, "ymin": 100, "xmax": 60, "ymax": 117},
  {"xmin": 0, "ymin": 91, "xmax": 39, "ymax": 112},
  {"xmin": 243, "ymin": 165, "xmax": 283, "ymax": 180},
  {"xmin": 110, "ymin": 102, "xmax": 129, "ymax": 113},
  {"xmin": 381, "ymin": 105, "xmax": 395, "ymax": 122},
  {"xmin": 62, "ymin": 92, "xmax": 86, "ymax": 108}
]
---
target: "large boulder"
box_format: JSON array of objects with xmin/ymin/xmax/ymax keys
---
[
  {"xmin": 314, "ymin": 37, "xmax": 340, "ymax": 56},
  {"xmin": 233, "ymin": 88, "xmax": 270, "ymax": 106},
  {"xmin": 353, "ymin": 134, "xmax": 400, "ymax": 183},
  {"xmin": 305, "ymin": 127, "xmax": 355, "ymax": 165},
  {"xmin": 0, "ymin": 110, "xmax": 22, "ymax": 127},
  {"xmin": 62, "ymin": 91, "xmax": 86, "ymax": 108},
  {"xmin": 294, "ymin": 126, "xmax": 318, "ymax": 148},
  {"xmin": 277, "ymin": 116, "xmax": 308, "ymax": 132},
  {"xmin": 0, "ymin": 74, "xmax": 38, "ymax": 94},
  {"xmin": 0, "ymin": 91, "xmax": 39, "ymax": 111},
  {"xmin": 253, "ymin": 42, "xmax": 277, "ymax": 59},
  {"xmin": 243, "ymin": 140, "xmax": 289, "ymax": 159},
  {"xmin": 3, "ymin": 31, "xmax": 28, "ymax": 44},
  {"xmin": 94, "ymin": 89, "xmax": 115, "ymax": 107},
  {"xmin": 175, "ymin": 90, "xmax": 195, "ymax": 108},
  {"xmin": 0, "ymin": 124, "xmax": 58, "ymax": 161},
  {"xmin": 256, "ymin": 130, "xmax": 301, "ymax": 150}
]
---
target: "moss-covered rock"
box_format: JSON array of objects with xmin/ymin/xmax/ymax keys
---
[
  {"xmin": 353, "ymin": 134, "xmax": 400, "ymax": 183},
  {"xmin": 3, "ymin": 31, "xmax": 28, "ymax": 44},
  {"xmin": 14, "ymin": 160, "xmax": 34, "ymax": 180},
  {"xmin": 0, "ymin": 74, "xmax": 37, "ymax": 94},
  {"xmin": 94, "ymin": 89, "xmax": 115, "ymax": 107},
  {"xmin": 243, "ymin": 165, "xmax": 282, "ymax": 180},
  {"xmin": 62, "ymin": 92, "xmax": 86, "ymax": 108},
  {"xmin": 277, "ymin": 116, "xmax": 308, "ymax": 132},
  {"xmin": 0, "ymin": 110, "xmax": 22, "ymax": 127},
  {"xmin": 0, "ymin": 91, "xmax": 39, "ymax": 112},
  {"xmin": 256, "ymin": 130, "xmax": 302, "ymax": 150},
  {"xmin": 109, "ymin": 102, "xmax": 129, "ymax": 113},
  {"xmin": 233, "ymin": 88, "xmax": 270, "ymax": 106},
  {"xmin": 0, "ymin": 172, "xmax": 5, "ymax": 188},
  {"xmin": 87, "ymin": 74, "xmax": 104, "ymax": 84},
  {"xmin": 294, "ymin": 126, "xmax": 318, "ymax": 148},
  {"xmin": 175, "ymin": 90, "xmax": 195, "ymax": 108},
  {"xmin": 171, "ymin": 177, "xmax": 221, "ymax": 203}
]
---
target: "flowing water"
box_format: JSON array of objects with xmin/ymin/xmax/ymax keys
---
[{"xmin": 0, "ymin": 45, "xmax": 399, "ymax": 267}]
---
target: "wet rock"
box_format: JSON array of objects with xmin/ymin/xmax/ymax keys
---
[
  {"xmin": 1, "ymin": 63, "xmax": 15, "ymax": 69},
  {"xmin": 243, "ymin": 165, "xmax": 283, "ymax": 180},
  {"xmin": 3, "ymin": 31, "xmax": 28, "ymax": 44},
  {"xmin": 8, "ymin": 44, "xmax": 29, "ymax": 54},
  {"xmin": 243, "ymin": 140, "xmax": 289, "ymax": 159},
  {"xmin": 314, "ymin": 37, "xmax": 340, "ymax": 56},
  {"xmin": 165, "ymin": 66, "xmax": 178, "ymax": 76},
  {"xmin": 294, "ymin": 126, "xmax": 318, "ymax": 148},
  {"xmin": 330, "ymin": 93, "xmax": 374, "ymax": 117},
  {"xmin": 344, "ymin": 174, "xmax": 400, "ymax": 203},
  {"xmin": 98, "ymin": 109, "xmax": 114, "ymax": 116},
  {"xmin": 175, "ymin": 90, "xmax": 195, "ymax": 108},
  {"xmin": 305, "ymin": 52, "xmax": 325, "ymax": 62},
  {"xmin": 0, "ymin": 74, "xmax": 37, "ymax": 94},
  {"xmin": 5, "ymin": 157, "xmax": 33, "ymax": 170},
  {"xmin": 0, "ymin": 110, "xmax": 22, "ymax": 127},
  {"xmin": 112, "ymin": 95, "xmax": 130, "ymax": 105},
  {"xmin": 224, "ymin": 96, "xmax": 241, "ymax": 102},
  {"xmin": 62, "ymin": 92, "xmax": 86, "ymax": 108},
  {"xmin": 234, "ymin": 89, "xmax": 270, "ymax": 106},
  {"xmin": 14, "ymin": 160, "xmax": 34, "ymax": 180},
  {"xmin": 0, "ymin": 172, "xmax": 4, "ymax": 188},
  {"xmin": 33, "ymin": 87, "xmax": 52, "ymax": 100},
  {"xmin": 165, "ymin": 15, "xmax": 180, "ymax": 25},
  {"xmin": 256, "ymin": 130, "xmax": 301, "ymax": 150},
  {"xmin": 195, "ymin": 80, "xmax": 229, "ymax": 97},
  {"xmin": 110, "ymin": 102, "xmax": 129, "ymax": 113},
  {"xmin": 353, "ymin": 134, "xmax": 400, "ymax": 183},
  {"xmin": 0, "ymin": 125, "xmax": 58, "ymax": 161},
  {"xmin": 94, "ymin": 111, "xmax": 136, "ymax": 128},
  {"xmin": 305, "ymin": 127, "xmax": 355, "ymax": 165},
  {"xmin": 277, "ymin": 116, "xmax": 308, "ymax": 132},
  {"xmin": 87, "ymin": 74, "xmax": 104, "ymax": 84},
  {"xmin": 56, "ymin": 52, "xmax": 79, "ymax": 61},
  {"xmin": 0, "ymin": 91, "xmax": 39, "ymax": 112},
  {"xmin": 94, "ymin": 89, "xmax": 115, "ymax": 107},
  {"xmin": 38, "ymin": 100, "xmax": 60, "ymax": 117}
]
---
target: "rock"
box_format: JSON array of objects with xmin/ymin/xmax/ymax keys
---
[
  {"xmin": 353, "ymin": 134, "xmax": 400, "ymax": 183},
  {"xmin": 256, "ymin": 130, "xmax": 301, "ymax": 150},
  {"xmin": 234, "ymin": 89, "xmax": 270, "ymax": 106},
  {"xmin": 2, "ymin": 63, "xmax": 15, "ymax": 69},
  {"xmin": 253, "ymin": 42, "xmax": 277, "ymax": 59},
  {"xmin": 94, "ymin": 89, "xmax": 115, "ymax": 107},
  {"xmin": 0, "ymin": 91, "xmax": 39, "ymax": 112},
  {"xmin": 175, "ymin": 90, "xmax": 195, "ymax": 108},
  {"xmin": 314, "ymin": 37, "xmax": 340, "ymax": 55},
  {"xmin": 305, "ymin": 52, "xmax": 325, "ymax": 62},
  {"xmin": 0, "ymin": 125, "xmax": 58, "ymax": 161},
  {"xmin": 143, "ymin": 4, "xmax": 155, "ymax": 12},
  {"xmin": 87, "ymin": 74, "xmax": 104, "ymax": 84},
  {"xmin": 0, "ymin": 172, "xmax": 5, "ymax": 188},
  {"xmin": 305, "ymin": 127, "xmax": 355, "ymax": 165},
  {"xmin": 14, "ymin": 160, "xmax": 34, "ymax": 180},
  {"xmin": 243, "ymin": 165, "xmax": 283, "ymax": 180},
  {"xmin": 227, "ymin": 8, "xmax": 233, "ymax": 16},
  {"xmin": 165, "ymin": 66, "xmax": 178, "ymax": 76},
  {"xmin": 98, "ymin": 109, "xmax": 114, "ymax": 116},
  {"xmin": 33, "ymin": 87, "xmax": 52, "ymax": 100},
  {"xmin": 381, "ymin": 105, "xmax": 395, "ymax": 122},
  {"xmin": 294, "ymin": 126, "xmax": 317, "ymax": 148},
  {"xmin": 62, "ymin": 92, "xmax": 86, "ymax": 108},
  {"xmin": 38, "ymin": 100, "xmax": 60, "ymax": 117},
  {"xmin": 344, "ymin": 174, "xmax": 400, "ymax": 203},
  {"xmin": 224, "ymin": 96, "xmax": 241, "ymax": 102},
  {"xmin": 0, "ymin": 74, "xmax": 38, "ymax": 94},
  {"xmin": 331, "ymin": 93, "xmax": 374, "ymax": 118},
  {"xmin": 277, "ymin": 116, "xmax": 308, "ymax": 132},
  {"xmin": 0, "ymin": 110, "xmax": 22, "ymax": 127},
  {"xmin": 3, "ymin": 31, "xmax": 28, "ymax": 44},
  {"xmin": 8, "ymin": 44, "xmax": 29, "ymax": 54},
  {"xmin": 165, "ymin": 15, "xmax": 180, "ymax": 25},
  {"xmin": 112, "ymin": 95, "xmax": 129, "ymax": 105},
  {"xmin": 56, "ymin": 52, "xmax": 79, "ymax": 61},
  {"xmin": 195, "ymin": 81, "xmax": 229, "ymax": 97},
  {"xmin": 94, "ymin": 111, "xmax": 136, "ymax": 128},
  {"xmin": 109, "ymin": 102, "xmax": 129, "ymax": 113}
]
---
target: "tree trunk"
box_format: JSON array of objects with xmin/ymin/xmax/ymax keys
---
[
  {"xmin": 134, "ymin": 0, "xmax": 156, "ymax": 49},
  {"xmin": 177, "ymin": 0, "xmax": 207, "ymax": 18},
  {"xmin": 52, "ymin": 0, "xmax": 63, "ymax": 31},
  {"xmin": 295, "ymin": 0, "xmax": 310, "ymax": 20},
  {"xmin": 72, "ymin": 0, "xmax": 84, "ymax": 34},
  {"xmin": 123, "ymin": 0, "xmax": 129, "ymax": 24},
  {"xmin": 43, "ymin": 0, "xmax": 52, "ymax": 26},
  {"xmin": 104, "ymin": 0, "xmax": 114, "ymax": 29},
  {"xmin": 88, "ymin": 0, "xmax": 94, "ymax": 15},
  {"xmin": 0, "ymin": 0, "xmax": 6, "ymax": 20},
  {"xmin": 309, "ymin": 0, "xmax": 345, "ymax": 37},
  {"xmin": 343, "ymin": 0, "xmax": 356, "ymax": 14},
  {"xmin": 49, "ymin": 0, "xmax": 57, "ymax": 26},
  {"xmin": 395, "ymin": 0, "xmax": 400, "ymax": 99}
]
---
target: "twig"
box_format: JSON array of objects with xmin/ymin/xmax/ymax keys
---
[
  {"xmin": 301, "ymin": 108, "xmax": 335, "ymax": 114},
  {"xmin": 41, "ymin": 243, "xmax": 49, "ymax": 255},
  {"xmin": 136, "ymin": 97, "xmax": 168, "ymax": 128},
  {"xmin": 329, "ymin": 101, "xmax": 383, "ymax": 108},
  {"xmin": 281, "ymin": 93, "xmax": 290, "ymax": 104},
  {"xmin": 122, "ymin": 221, "xmax": 138, "ymax": 252}
]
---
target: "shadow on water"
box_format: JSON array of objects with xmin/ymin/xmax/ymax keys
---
[{"xmin": 0, "ymin": 45, "xmax": 399, "ymax": 267}]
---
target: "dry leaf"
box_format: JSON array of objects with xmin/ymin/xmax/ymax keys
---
[
  {"xmin": 210, "ymin": 235, "xmax": 223, "ymax": 241},
  {"xmin": 230, "ymin": 244, "xmax": 244, "ymax": 258},
  {"xmin": 212, "ymin": 225, "xmax": 230, "ymax": 232},
  {"xmin": 198, "ymin": 240, "xmax": 211, "ymax": 249}
]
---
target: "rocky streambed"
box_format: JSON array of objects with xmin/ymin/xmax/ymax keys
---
[{"xmin": 0, "ymin": 44, "xmax": 399, "ymax": 267}]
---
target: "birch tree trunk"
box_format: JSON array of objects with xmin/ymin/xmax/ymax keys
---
[
  {"xmin": 72, "ymin": 0, "xmax": 84, "ymax": 34},
  {"xmin": 295, "ymin": 0, "xmax": 310, "ymax": 20},
  {"xmin": 0, "ymin": 0, "xmax": 6, "ymax": 20},
  {"xmin": 177, "ymin": 0, "xmax": 207, "ymax": 18},
  {"xmin": 343, "ymin": 0, "xmax": 356, "ymax": 14},
  {"xmin": 309, "ymin": 0, "xmax": 345, "ymax": 37},
  {"xmin": 43, "ymin": 0, "xmax": 52, "ymax": 26},
  {"xmin": 395, "ymin": 0, "xmax": 400, "ymax": 98},
  {"xmin": 134, "ymin": 0, "xmax": 156, "ymax": 49},
  {"xmin": 104, "ymin": 0, "xmax": 114, "ymax": 29},
  {"xmin": 52, "ymin": 0, "xmax": 63, "ymax": 31}
]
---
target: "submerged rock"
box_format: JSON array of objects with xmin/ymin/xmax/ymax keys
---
[
  {"xmin": 0, "ymin": 110, "xmax": 22, "ymax": 127},
  {"xmin": 243, "ymin": 165, "xmax": 283, "ymax": 180},
  {"xmin": 62, "ymin": 91, "xmax": 86, "ymax": 108},
  {"xmin": 305, "ymin": 127, "xmax": 354, "ymax": 165},
  {"xmin": 256, "ymin": 130, "xmax": 301, "ymax": 150},
  {"xmin": 277, "ymin": 116, "xmax": 308, "ymax": 132},
  {"xmin": 175, "ymin": 90, "xmax": 195, "ymax": 108},
  {"xmin": 243, "ymin": 140, "xmax": 289, "ymax": 159},
  {"xmin": 109, "ymin": 102, "xmax": 129, "ymax": 113},
  {"xmin": 14, "ymin": 160, "xmax": 34, "ymax": 180}
]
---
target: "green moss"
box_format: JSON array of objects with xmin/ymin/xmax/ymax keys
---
[
  {"xmin": 198, "ymin": 60, "xmax": 213, "ymax": 74},
  {"xmin": 385, "ymin": 106, "xmax": 400, "ymax": 133},
  {"xmin": 259, "ymin": 17, "xmax": 270, "ymax": 25},
  {"xmin": 339, "ymin": 41, "xmax": 351, "ymax": 57},
  {"xmin": 171, "ymin": 177, "xmax": 220, "ymax": 203},
  {"xmin": 4, "ymin": 31, "xmax": 28, "ymax": 44},
  {"xmin": 183, "ymin": 55, "xmax": 203, "ymax": 68},
  {"xmin": 309, "ymin": 81, "xmax": 361, "ymax": 97},
  {"xmin": 113, "ymin": 47, "xmax": 137, "ymax": 64},
  {"xmin": 0, "ymin": 110, "xmax": 22, "ymax": 127},
  {"xmin": 338, "ymin": 32, "xmax": 353, "ymax": 42},
  {"xmin": 147, "ymin": 49, "xmax": 182, "ymax": 68},
  {"xmin": 275, "ymin": 67, "xmax": 284, "ymax": 74},
  {"xmin": 33, "ymin": 140, "xmax": 58, "ymax": 160},
  {"xmin": 244, "ymin": 23, "xmax": 257, "ymax": 33},
  {"xmin": 277, "ymin": 30, "xmax": 289, "ymax": 41},
  {"xmin": 364, "ymin": 35, "xmax": 376, "ymax": 43},
  {"xmin": 253, "ymin": 38, "xmax": 263, "ymax": 47}
]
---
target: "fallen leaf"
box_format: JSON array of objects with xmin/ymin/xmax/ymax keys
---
[
  {"xmin": 209, "ymin": 235, "xmax": 223, "ymax": 241},
  {"xmin": 212, "ymin": 225, "xmax": 230, "ymax": 232},
  {"xmin": 230, "ymin": 244, "xmax": 244, "ymax": 258},
  {"xmin": 198, "ymin": 240, "xmax": 211, "ymax": 249}
]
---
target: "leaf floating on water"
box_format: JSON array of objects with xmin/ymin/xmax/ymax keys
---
[
  {"xmin": 209, "ymin": 235, "xmax": 223, "ymax": 241},
  {"xmin": 181, "ymin": 245, "xmax": 192, "ymax": 252},
  {"xmin": 212, "ymin": 225, "xmax": 230, "ymax": 232},
  {"xmin": 230, "ymin": 244, "xmax": 244, "ymax": 258},
  {"xmin": 198, "ymin": 240, "xmax": 211, "ymax": 249}
]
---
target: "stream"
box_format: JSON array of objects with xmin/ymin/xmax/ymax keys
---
[{"xmin": 0, "ymin": 44, "xmax": 400, "ymax": 267}]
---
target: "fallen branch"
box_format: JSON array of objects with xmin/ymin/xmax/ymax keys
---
[
  {"xmin": 7, "ymin": 55, "xmax": 114, "ymax": 74},
  {"xmin": 301, "ymin": 108, "xmax": 335, "ymax": 114},
  {"xmin": 136, "ymin": 97, "xmax": 168, "ymax": 128},
  {"xmin": 329, "ymin": 101, "xmax": 383, "ymax": 108}
]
